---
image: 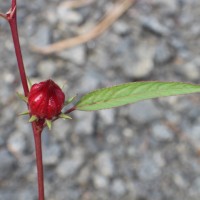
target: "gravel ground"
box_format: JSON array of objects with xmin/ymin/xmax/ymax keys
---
[{"xmin": 1, "ymin": 0, "xmax": 200, "ymax": 200}]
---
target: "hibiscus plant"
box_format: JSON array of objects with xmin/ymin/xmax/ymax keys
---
[{"xmin": 1, "ymin": 1, "xmax": 200, "ymax": 200}]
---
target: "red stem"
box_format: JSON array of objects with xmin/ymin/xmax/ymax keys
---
[
  {"xmin": 33, "ymin": 125, "xmax": 45, "ymax": 200},
  {"xmin": 7, "ymin": 1, "xmax": 29, "ymax": 97},
  {"xmin": 6, "ymin": 1, "xmax": 45, "ymax": 200},
  {"xmin": 66, "ymin": 106, "xmax": 76, "ymax": 114},
  {"xmin": 11, "ymin": 0, "xmax": 16, "ymax": 9}
]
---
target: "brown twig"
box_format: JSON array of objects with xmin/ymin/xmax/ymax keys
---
[
  {"xmin": 60, "ymin": 0, "xmax": 95, "ymax": 9},
  {"xmin": 0, "ymin": 12, "xmax": 7, "ymax": 20},
  {"xmin": 31, "ymin": 0, "xmax": 136, "ymax": 54}
]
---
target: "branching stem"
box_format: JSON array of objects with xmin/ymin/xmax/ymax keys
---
[
  {"xmin": 7, "ymin": 2, "xmax": 29, "ymax": 96},
  {"xmin": 3, "ymin": 1, "xmax": 45, "ymax": 200}
]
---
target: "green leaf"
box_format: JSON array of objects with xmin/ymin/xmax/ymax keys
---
[{"xmin": 75, "ymin": 81, "xmax": 200, "ymax": 111}]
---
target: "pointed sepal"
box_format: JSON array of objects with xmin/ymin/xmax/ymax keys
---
[
  {"xmin": 29, "ymin": 115, "xmax": 38, "ymax": 123},
  {"xmin": 46, "ymin": 119, "xmax": 52, "ymax": 130},
  {"xmin": 64, "ymin": 95, "xmax": 77, "ymax": 106},
  {"xmin": 59, "ymin": 113, "xmax": 72, "ymax": 120},
  {"xmin": 18, "ymin": 110, "xmax": 30, "ymax": 116},
  {"xmin": 27, "ymin": 77, "xmax": 33, "ymax": 88},
  {"xmin": 16, "ymin": 92, "xmax": 28, "ymax": 103}
]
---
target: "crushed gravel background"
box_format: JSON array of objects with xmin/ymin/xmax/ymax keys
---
[{"xmin": 1, "ymin": 0, "xmax": 200, "ymax": 200}]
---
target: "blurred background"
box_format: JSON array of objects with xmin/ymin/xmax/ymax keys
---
[{"xmin": 1, "ymin": 0, "xmax": 200, "ymax": 199}]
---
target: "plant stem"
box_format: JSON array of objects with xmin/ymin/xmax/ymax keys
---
[
  {"xmin": 7, "ymin": 0, "xmax": 29, "ymax": 96},
  {"xmin": 33, "ymin": 125, "xmax": 45, "ymax": 200},
  {"xmin": 66, "ymin": 106, "xmax": 76, "ymax": 114},
  {"xmin": 6, "ymin": 1, "xmax": 45, "ymax": 200}
]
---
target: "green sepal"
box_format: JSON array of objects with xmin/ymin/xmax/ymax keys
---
[
  {"xmin": 27, "ymin": 77, "xmax": 33, "ymax": 88},
  {"xmin": 16, "ymin": 92, "xmax": 28, "ymax": 103},
  {"xmin": 18, "ymin": 110, "xmax": 30, "ymax": 116},
  {"xmin": 64, "ymin": 95, "xmax": 77, "ymax": 105},
  {"xmin": 61, "ymin": 83, "xmax": 65, "ymax": 90},
  {"xmin": 59, "ymin": 113, "xmax": 72, "ymax": 120},
  {"xmin": 46, "ymin": 119, "xmax": 52, "ymax": 130},
  {"xmin": 29, "ymin": 115, "xmax": 38, "ymax": 122}
]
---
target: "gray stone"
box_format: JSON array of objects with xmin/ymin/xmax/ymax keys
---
[
  {"xmin": 56, "ymin": 157, "xmax": 83, "ymax": 178},
  {"xmin": 93, "ymin": 173, "xmax": 109, "ymax": 189},
  {"xmin": 106, "ymin": 129, "xmax": 121, "ymax": 145},
  {"xmin": 151, "ymin": 123, "xmax": 174, "ymax": 142},
  {"xmin": 179, "ymin": 59, "xmax": 200, "ymax": 81},
  {"xmin": 98, "ymin": 109, "xmax": 115, "ymax": 125},
  {"xmin": 43, "ymin": 144, "xmax": 61, "ymax": 166},
  {"xmin": 122, "ymin": 128, "xmax": 135, "ymax": 139},
  {"xmin": 186, "ymin": 124, "xmax": 200, "ymax": 148},
  {"xmin": 56, "ymin": 148, "xmax": 85, "ymax": 178},
  {"xmin": 52, "ymin": 120, "xmax": 71, "ymax": 141},
  {"xmin": 45, "ymin": 9, "xmax": 59, "ymax": 25},
  {"xmin": 0, "ymin": 190, "xmax": 17, "ymax": 200},
  {"xmin": 7, "ymin": 131, "xmax": 26, "ymax": 154},
  {"xmin": 23, "ymin": 53, "xmax": 38, "ymax": 77},
  {"xmin": 78, "ymin": 70, "xmax": 103, "ymax": 93},
  {"xmin": 77, "ymin": 166, "xmax": 91, "ymax": 185},
  {"xmin": 189, "ymin": 177, "xmax": 200, "ymax": 197},
  {"xmin": 113, "ymin": 20, "xmax": 130, "ymax": 35},
  {"xmin": 123, "ymin": 44, "xmax": 154, "ymax": 78},
  {"xmin": 138, "ymin": 157, "xmax": 161, "ymax": 181},
  {"xmin": 111, "ymin": 179, "xmax": 126, "ymax": 197},
  {"xmin": 165, "ymin": 111, "xmax": 181, "ymax": 124},
  {"xmin": 153, "ymin": 152, "xmax": 166, "ymax": 167},
  {"xmin": 141, "ymin": 17, "xmax": 170, "ymax": 36},
  {"xmin": 170, "ymin": 37, "xmax": 186, "ymax": 51},
  {"xmin": 2, "ymin": 72, "xmax": 15, "ymax": 84},
  {"xmin": 0, "ymin": 84, "xmax": 13, "ymax": 105},
  {"xmin": 0, "ymin": 149, "xmax": 16, "ymax": 179},
  {"xmin": 89, "ymin": 47, "xmax": 111, "ymax": 70},
  {"xmin": 57, "ymin": 7, "xmax": 83, "ymax": 24},
  {"xmin": 0, "ymin": 136, "xmax": 4, "ymax": 147},
  {"xmin": 57, "ymin": 45, "xmax": 86, "ymax": 65},
  {"xmin": 154, "ymin": 42, "xmax": 175, "ymax": 65},
  {"xmin": 95, "ymin": 152, "xmax": 114, "ymax": 177},
  {"xmin": 15, "ymin": 117, "xmax": 31, "ymax": 135},
  {"xmin": 129, "ymin": 100, "xmax": 162, "ymax": 124},
  {"xmin": 1, "ymin": 106, "xmax": 15, "ymax": 123},
  {"xmin": 74, "ymin": 111, "xmax": 95, "ymax": 135},
  {"xmin": 173, "ymin": 173, "xmax": 189, "ymax": 189},
  {"xmin": 127, "ymin": 146, "xmax": 137, "ymax": 157},
  {"xmin": 18, "ymin": 187, "xmax": 36, "ymax": 200},
  {"xmin": 31, "ymin": 24, "xmax": 50, "ymax": 47},
  {"xmin": 37, "ymin": 60, "xmax": 56, "ymax": 78},
  {"xmin": 153, "ymin": 0, "xmax": 178, "ymax": 12}
]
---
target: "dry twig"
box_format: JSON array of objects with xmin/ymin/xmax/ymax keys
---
[
  {"xmin": 60, "ymin": 0, "xmax": 95, "ymax": 9},
  {"xmin": 0, "ymin": 12, "xmax": 7, "ymax": 20},
  {"xmin": 31, "ymin": 0, "xmax": 135, "ymax": 54}
]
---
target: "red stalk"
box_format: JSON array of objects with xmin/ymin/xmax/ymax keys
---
[
  {"xmin": 5, "ymin": 1, "xmax": 45, "ymax": 200},
  {"xmin": 7, "ymin": 0, "xmax": 29, "ymax": 97},
  {"xmin": 33, "ymin": 125, "xmax": 45, "ymax": 200}
]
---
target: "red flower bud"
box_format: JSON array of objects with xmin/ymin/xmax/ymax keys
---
[{"xmin": 28, "ymin": 79, "xmax": 65, "ymax": 120}]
